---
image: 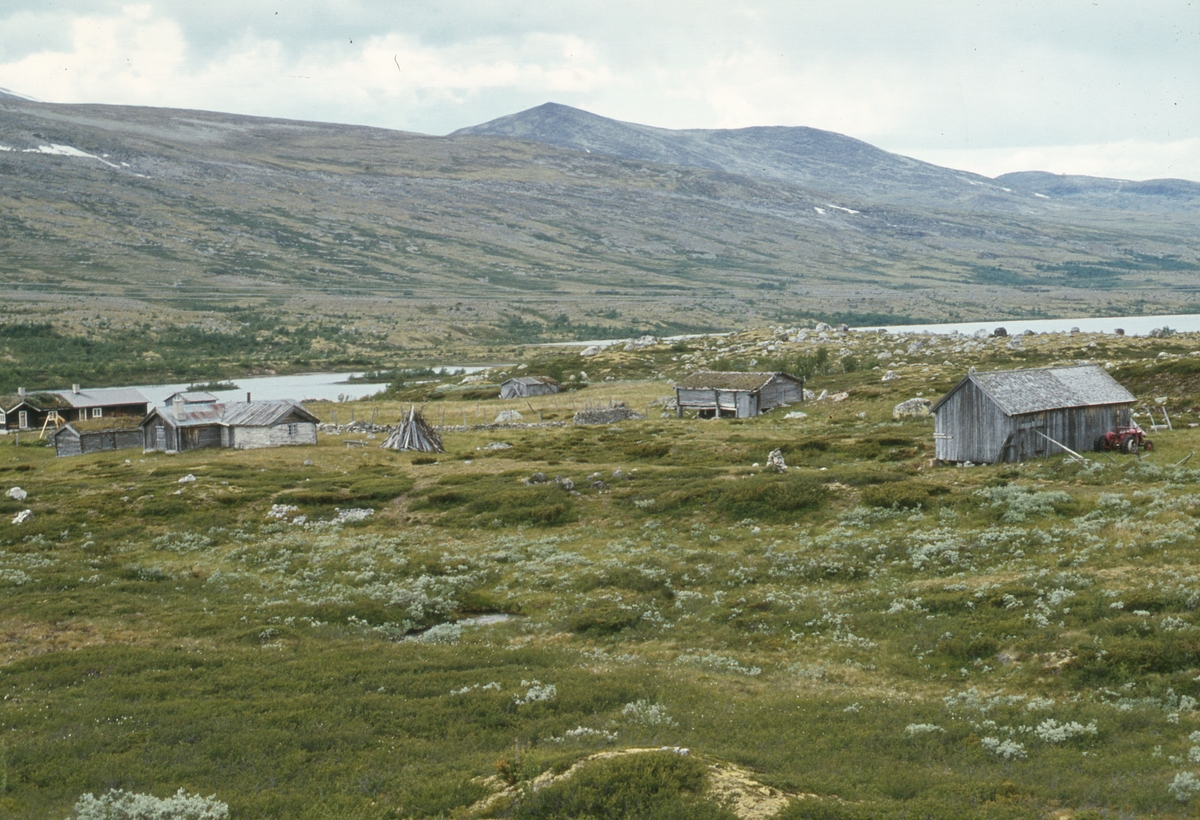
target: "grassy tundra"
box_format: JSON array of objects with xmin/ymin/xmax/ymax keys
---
[{"xmin": 5, "ymin": 327, "xmax": 1200, "ymax": 819}]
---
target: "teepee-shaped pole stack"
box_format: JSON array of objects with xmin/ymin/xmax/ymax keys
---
[{"xmin": 380, "ymin": 406, "xmax": 444, "ymax": 453}]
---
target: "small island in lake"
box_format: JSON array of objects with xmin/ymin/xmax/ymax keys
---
[{"xmin": 187, "ymin": 381, "xmax": 239, "ymax": 392}]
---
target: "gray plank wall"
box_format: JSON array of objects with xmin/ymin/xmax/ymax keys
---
[
  {"xmin": 228, "ymin": 422, "xmax": 317, "ymax": 450},
  {"xmin": 936, "ymin": 382, "xmax": 1132, "ymax": 463},
  {"xmin": 759, "ymin": 377, "xmax": 804, "ymax": 410}
]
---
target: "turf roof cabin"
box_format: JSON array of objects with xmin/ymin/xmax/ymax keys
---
[
  {"xmin": 49, "ymin": 418, "xmax": 144, "ymax": 458},
  {"xmin": 0, "ymin": 389, "xmax": 71, "ymax": 433},
  {"xmin": 931, "ymin": 364, "xmax": 1136, "ymax": 464},
  {"xmin": 141, "ymin": 398, "xmax": 319, "ymax": 453},
  {"xmin": 52, "ymin": 385, "xmax": 150, "ymax": 424},
  {"xmin": 499, "ymin": 376, "xmax": 560, "ymax": 399},
  {"xmin": 675, "ymin": 371, "xmax": 806, "ymax": 419}
]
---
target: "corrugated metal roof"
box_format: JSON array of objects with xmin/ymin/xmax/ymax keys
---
[
  {"xmin": 502, "ymin": 376, "xmax": 558, "ymax": 387},
  {"xmin": 53, "ymin": 387, "xmax": 149, "ymax": 408},
  {"xmin": 144, "ymin": 404, "xmax": 226, "ymax": 428},
  {"xmin": 220, "ymin": 400, "xmax": 318, "ymax": 427},
  {"xmin": 143, "ymin": 400, "xmax": 317, "ymax": 428},
  {"xmin": 934, "ymin": 364, "xmax": 1136, "ymax": 416},
  {"xmin": 164, "ymin": 391, "xmax": 219, "ymax": 404},
  {"xmin": 675, "ymin": 371, "xmax": 789, "ymax": 391}
]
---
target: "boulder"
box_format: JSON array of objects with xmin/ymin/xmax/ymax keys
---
[
  {"xmin": 580, "ymin": 345, "xmax": 603, "ymax": 357},
  {"xmin": 814, "ymin": 322, "xmax": 832, "ymax": 332},
  {"xmin": 6, "ymin": 487, "xmax": 26, "ymax": 501},
  {"xmin": 882, "ymin": 370, "xmax": 900, "ymax": 382},
  {"xmin": 893, "ymin": 398, "xmax": 932, "ymax": 419},
  {"xmin": 973, "ymin": 329, "xmax": 989, "ymax": 339},
  {"xmin": 765, "ymin": 449, "xmax": 787, "ymax": 473},
  {"xmin": 829, "ymin": 391, "xmax": 849, "ymax": 402},
  {"xmin": 783, "ymin": 411, "xmax": 808, "ymax": 420},
  {"xmin": 495, "ymin": 409, "xmax": 523, "ymax": 423},
  {"xmin": 12, "ymin": 509, "xmax": 32, "ymax": 525},
  {"xmin": 993, "ymin": 327, "xmax": 1008, "ymax": 337}
]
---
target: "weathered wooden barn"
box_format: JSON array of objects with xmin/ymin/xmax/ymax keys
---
[
  {"xmin": 49, "ymin": 419, "xmax": 144, "ymax": 457},
  {"xmin": 499, "ymin": 376, "xmax": 560, "ymax": 399},
  {"xmin": 140, "ymin": 398, "xmax": 318, "ymax": 453},
  {"xmin": 162, "ymin": 391, "xmax": 219, "ymax": 406},
  {"xmin": 931, "ymin": 364, "xmax": 1136, "ymax": 464},
  {"xmin": 674, "ymin": 371, "xmax": 806, "ymax": 419},
  {"xmin": 141, "ymin": 399, "xmax": 226, "ymax": 453}
]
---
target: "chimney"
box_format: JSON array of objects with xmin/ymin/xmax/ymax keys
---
[
  {"xmin": 17, "ymin": 387, "xmax": 24, "ymax": 398},
  {"xmin": 172, "ymin": 395, "xmax": 184, "ymax": 421},
  {"xmin": 246, "ymin": 392, "xmax": 251, "ymax": 402},
  {"xmin": 72, "ymin": 384, "xmax": 80, "ymax": 394}
]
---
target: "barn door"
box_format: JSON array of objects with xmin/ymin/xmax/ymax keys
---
[{"xmin": 1016, "ymin": 413, "xmax": 1048, "ymax": 459}]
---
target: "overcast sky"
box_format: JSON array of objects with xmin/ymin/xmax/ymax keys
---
[{"xmin": 1, "ymin": 1, "xmax": 1196, "ymax": 181}]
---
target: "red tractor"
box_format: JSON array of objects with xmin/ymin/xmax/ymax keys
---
[{"xmin": 1096, "ymin": 425, "xmax": 1154, "ymax": 455}]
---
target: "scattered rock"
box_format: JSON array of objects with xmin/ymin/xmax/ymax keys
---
[
  {"xmin": 814, "ymin": 322, "xmax": 832, "ymax": 332},
  {"xmin": 882, "ymin": 370, "xmax": 900, "ymax": 382},
  {"xmin": 484, "ymin": 441, "xmax": 513, "ymax": 451},
  {"xmin": 783, "ymin": 411, "xmax": 808, "ymax": 420},
  {"xmin": 526, "ymin": 472, "xmax": 548, "ymax": 485},
  {"xmin": 973, "ymin": 329, "xmax": 989, "ymax": 339},
  {"xmin": 580, "ymin": 345, "xmax": 604, "ymax": 357},
  {"xmin": 590, "ymin": 480, "xmax": 609, "ymax": 490},
  {"xmin": 573, "ymin": 403, "xmax": 645, "ymax": 425},
  {"xmin": 802, "ymin": 389, "xmax": 816, "ymax": 401},
  {"xmin": 829, "ymin": 391, "xmax": 849, "ymax": 402},
  {"xmin": 178, "ymin": 474, "xmax": 196, "ymax": 484},
  {"xmin": 556, "ymin": 476, "xmax": 575, "ymax": 491},
  {"xmin": 12, "ymin": 509, "xmax": 33, "ymax": 525},
  {"xmin": 1006, "ymin": 338, "xmax": 1023, "ymax": 350},
  {"xmin": 611, "ymin": 469, "xmax": 632, "ymax": 481},
  {"xmin": 893, "ymin": 398, "xmax": 932, "ymax": 419},
  {"xmin": 993, "ymin": 326, "xmax": 1008, "ymax": 337},
  {"xmin": 6, "ymin": 487, "xmax": 27, "ymax": 501},
  {"xmin": 623, "ymin": 335, "xmax": 659, "ymax": 350},
  {"xmin": 1114, "ymin": 328, "xmax": 1125, "ymax": 336},
  {"xmin": 765, "ymin": 449, "xmax": 787, "ymax": 473},
  {"xmin": 494, "ymin": 409, "xmax": 523, "ymax": 423},
  {"xmin": 816, "ymin": 389, "xmax": 829, "ymax": 401}
]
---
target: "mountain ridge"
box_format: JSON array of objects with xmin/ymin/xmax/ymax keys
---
[{"xmin": 454, "ymin": 102, "xmax": 1200, "ymax": 212}]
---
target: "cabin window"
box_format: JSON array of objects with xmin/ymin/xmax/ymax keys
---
[
  {"xmin": 287, "ymin": 423, "xmax": 298, "ymax": 436},
  {"xmin": 18, "ymin": 411, "xmax": 28, "ymax": 428},
  {"xmin": 92, "ymin": 407, "xmax": 103, "ymax": 418}
]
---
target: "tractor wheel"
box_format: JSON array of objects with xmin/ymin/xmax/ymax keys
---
[
  {"xmin": 1095, "ymin": 435, "xmax": 1109, "ymax": 452},
  {"xmin": 1122, "ymin": 437, "xmax": 1139, "ymax": 455},
  {"xmin": 1144, "ymin": 440, "xmax": 1154, "ymax": 452}
]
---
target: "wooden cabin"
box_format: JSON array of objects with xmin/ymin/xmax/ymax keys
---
[
  {"xmin": 500, "ymin": 376, "xmax": 560, "ymax": 399},
  {"xmin": 52, "ymin": 385, "xmax": 149, "ymax": 424},
  {"xmin": 674, "ymin": 371, "xmax": 806, "ymax": 419},
  {"xmin": 931, "ymin": 364, "xmax": 1136, "ymax": 464},
  {"xmin": 140, "ymin": 397, "xmax": 318, "ymax": 453},
  {"xmin": 0, "ymin": 390, "xmax": 72, "ymax": 433},
  {"xmin": 50, "ymin": 419, "xmax": 144, "ymax": 458},
  {"xmin": 219, "ymin": 401, "xmax": 319, "ymax": 450},
  {"xmin": 163, "ymin": 391, "xmax": 219, "ymax": 406}
]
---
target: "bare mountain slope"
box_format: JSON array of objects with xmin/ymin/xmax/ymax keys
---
[
  {"xmin": 3, "ymin": 96, "xmax": 1200, "ymax": 341},
  {"xmin": 455, "ymin": 103, "xmax": 1200, "ymax": 213}
]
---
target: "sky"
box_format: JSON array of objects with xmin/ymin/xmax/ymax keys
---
[{"xmin": 0, "ymin": 1, "xmax": 1197, "ymax": 181}]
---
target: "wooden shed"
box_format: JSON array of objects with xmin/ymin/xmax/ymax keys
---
[
  {"xmin": 931, "ymin": 364, "xmax": 1136, "ymax": 464},
  {"xmin": 50, "ymin": 418, "xmax": 144, "ymax": 457},
  {"xmin": 500, "ymin": 376, "xmax": 560, "ymax": 399},
  {"xmin": 141, "ymin": 399, "xmax": 226, "ymax": 453},
  {"xmin": 674, "ymin": 371, "xmax": 806, "ymax": 419}
]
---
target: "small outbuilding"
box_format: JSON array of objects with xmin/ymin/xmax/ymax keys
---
[
  {"xmin": 500, "ymin": 376, "xmax": 560, "ymax": 399},
  {"xmin": 674, "ymin": 371, "xmax": 806, "ymax": 419},
  {"xmin": 141, "ymin": 399, "xmax": 226, "ymax": 453},
  {"xmin": 49, "ymin": 418, "xmax": 144, "ymax": 458},
  {"xmin": 931, "ymin": 364, "xmax": 1136, "ymax": 464}
]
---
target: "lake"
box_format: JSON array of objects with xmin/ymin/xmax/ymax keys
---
[
  {"xmin": 866, "ymin": 313, "xmax": 1200, "ymax": 337},
  {"xmin": 132, "ymin": 366, "xmax": 494, "ymax": 405}
]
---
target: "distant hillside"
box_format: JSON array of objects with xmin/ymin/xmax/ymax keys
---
[
  {"xmin": 2, "ymin": 95, "xmax": 1200, "ymax": 364},
  {"xmin": 455, "ymin": 103, "xmax": 1200, "ymax": 213}
]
